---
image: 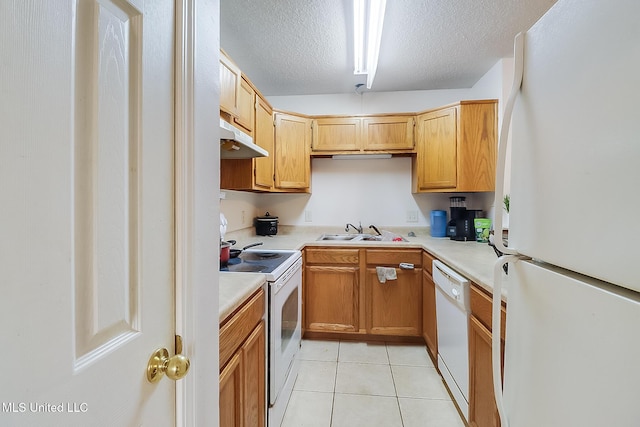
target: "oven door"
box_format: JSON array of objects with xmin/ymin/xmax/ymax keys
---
[{"xmin": 269, "ymin": 257, "xmax": 302, "ymax": 405}]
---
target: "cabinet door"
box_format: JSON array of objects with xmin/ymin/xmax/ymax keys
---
[
  {"xmin": 366, "ymin": 267, "xmax": 422, "ymax": 336},
  {"xmin": 305, "ymin": 265, "xmax": 359, "ymax": 332},
  {"xmin": 415, "ymin": 107, "xmax": 457, "ymax": 190},
  {"xmin": 456, "ymin": 102, "xmax": 497, "ymax": 192},
  {"xmin": 220, "ymin": 51, "xmax": 241, "ymax": 117},
  {"xmin": 468, "ymin": 316, "xmax": 501, "ymax": 427},
  {"xmin": 274, "ymin": 112, "xmax": 311, "ymax": 190},
  {"xmin": 312, "ymin": 117, "xmax": 361, "ymax": 152},
  {"xmin": 254, "ymin": 95, "xmax": 274, "ymax": 190},
  {"xmin": 243, "ymin": 321, "xmax": 265, "ymax": 427},
  {"xmin": 219, "ymin": 352, "xmax": 243, "ymax": 427},
  {"xmin": 422, "ymin": 252, "xmax": 437, "ymax": 360},
  {"xmin": 362, "ymin": 116, "xmax": 414, "ymax": 151},
  {"xmin": 233, "ymin": 77, "xmax": 255, "ymax": 136}
]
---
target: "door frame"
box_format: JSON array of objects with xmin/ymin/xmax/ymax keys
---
[{"xmin": 174, "ymin": 0, "xmax": 220, "ymax": 425}]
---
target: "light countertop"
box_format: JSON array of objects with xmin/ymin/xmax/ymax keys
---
[
  {"xmin": 220, "ymin": 225, "xmax": 508, "ymax": 320},
  {"xmin": 219, "ymin": 272, "xmax": 267, "ymax": 322}
]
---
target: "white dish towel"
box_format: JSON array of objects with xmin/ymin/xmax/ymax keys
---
[{"xmin": 376, "ymin": 267, "xmax": 397, "ymax": 284}]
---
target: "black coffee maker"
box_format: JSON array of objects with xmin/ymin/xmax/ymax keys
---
[{"xmin": 447, "ymin": 197, "xmax": 483, "ymax": 241}]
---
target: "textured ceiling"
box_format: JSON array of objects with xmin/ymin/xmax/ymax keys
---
[{"xmin": 221, "ymin": 0, "xmax": 556, "ymax": 96}]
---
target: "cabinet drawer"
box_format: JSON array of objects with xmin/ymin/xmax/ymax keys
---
[
  {"xmin": 423, "ymin": 251, "xmax": 436, "ymax": 276},
  {"xmin": 305, "ymin": 248, "xmax": 359, "ymax": 265},
  {"xmin": 366, "ymin": 249, "xmax": 422, "ymax": 267},
  {"xmin": 470, "ymin": 284, "xmax": 506, "ymax": 340},
  {"xmin": 219, "ymin": 289, "xmax": 265, "ymax": 370}
]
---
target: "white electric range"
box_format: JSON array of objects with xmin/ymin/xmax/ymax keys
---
[{"xmin": 221, "ymin": 249, "xmax": 302, "ymax": 426}]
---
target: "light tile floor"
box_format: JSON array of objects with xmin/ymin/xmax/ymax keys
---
[{"xmin": 280, "ymin": 339, "xmax": 466, "ymax": 427}]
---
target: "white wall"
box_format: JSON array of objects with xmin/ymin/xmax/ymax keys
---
[
  {"xmin": 220, "ymin": 59, "xmax": 510, "ymax": 231},
  {"xmin": 251, "ymin": 158, "xmax": 493, "ymax": 228},
  {"xmin": 220, "ymin": 190, "xmax": 261, "ymax": 233}
]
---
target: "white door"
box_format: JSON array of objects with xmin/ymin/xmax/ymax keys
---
[{"xmin": 1, "ymin": 1, "xmax": 179, "ymax": 425}]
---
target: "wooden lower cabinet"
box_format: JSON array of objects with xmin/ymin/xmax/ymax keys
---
[
  {"xmin": 219, "ymin": 352, "xmax": 243, "ymax": 427},
  {"xmin": 304, "ymin": 248, "xmax": 360, "ymax": 333},
  {"xmin": 468, "ymin": 284, "xmax": 506, "ymax": 427},
  {"xmin": 303, "ymin": 247, "xmax": 426, "ymax": 339},
  {"xmin": 219, "ymin": 289, "xmax": 266, "ymax": 427},
  {"xmin": 422, "ymin": 251, "xmax": 437, "ymax": 361},
  {"xmin": 365, "ymin": 249, "xmax": 422, "ymax": 337}
]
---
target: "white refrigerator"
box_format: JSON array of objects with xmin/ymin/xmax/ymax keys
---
[{"xmin": 492, "ymin": 1, "xmax": 640, "ymax": 426}]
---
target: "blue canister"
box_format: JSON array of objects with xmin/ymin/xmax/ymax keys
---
[{"xmin": 430, "ymin": 210, "xmax": 447, "ymax": 237}]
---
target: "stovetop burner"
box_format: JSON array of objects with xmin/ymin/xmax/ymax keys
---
[
  {"xmin": 220, "ymin": 249, "xmax": 301, "ymax": 280},
  {"xmin": 241, "ymin": 252, "xmax": 284, "ymax": 261},
  {"xmin": 226, "ymin": 263, "xmax": 269, "ymax": 273}
]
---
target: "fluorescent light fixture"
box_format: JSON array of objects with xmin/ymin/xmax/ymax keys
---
[
  {"xmin": 353, "ymin": 0, "xmax": 387, "ymax": 89},
  {"xmin": 332, "ymin": 154, "xmax": 392, "ymax": 160}
]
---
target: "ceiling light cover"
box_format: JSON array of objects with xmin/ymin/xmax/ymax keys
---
[{"xmin": 353, "ymin": 0, "xmax": 387, "ymax": 89}]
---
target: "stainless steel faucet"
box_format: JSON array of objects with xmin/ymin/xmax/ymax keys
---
[{"xmin": 345, "ymin": 222, "xmax": 363, "ymax": 234}]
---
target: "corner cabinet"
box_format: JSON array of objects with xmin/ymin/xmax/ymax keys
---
[
  {"xmin": 365, "ymin": 249, "xmax": 422, "ymax": 337},
  {"xmin": 219, "ymin": 289, "xmax": 266, "ymax": 427},
  {"xmin": 413, "ymin": 100, "xmax": 497, "ymax": 193},
  {"xmin": 274, "ymin": 111, "xmax": 311, "ymax": 191},
  {"xmin": 468, "ymin": 283, "xmax": 506, "ymax": 427},
  {"xmin": 304, "ymin": 248, "xmax": 361, "ymax": 333}
]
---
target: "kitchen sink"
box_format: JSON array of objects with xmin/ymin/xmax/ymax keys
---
[
  {"xmin": 318, "ymin": 233, "xmax": 374, "ymax": 242},
  {"xmin": 317, "ymin": 232, "xmax": 407, "ymax": 242}
]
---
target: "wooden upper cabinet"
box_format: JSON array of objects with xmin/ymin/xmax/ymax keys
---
[
  {"xmin": 312, "ymin": 117, "xmax": 361, "ymax": 152},
  {"xmin": 233, "ymin": 76, "xmax": 255, "ymax": 136},
  {"xmin": 219, "ymin": 50, "xmax": 241, "ymax": 117},
  {"xmin": 274, "ymin": 111, "xmax": 311, "ymax": 191},
  {"xmin": 253, "ymin": 95, "xmax": 275, "ymax": 190},
  {"xmin": 362, "ymin": 115, "xmax": 414, "ymax": 151},
  {"xmin": 220, "ymin": 93, "xmax": 274, "ymax": 192},
  {"xmin": 415, "ymin": 107, "xmax": 458, "ymax": 190},
  {"xmin": 413, "ymin": 100, "xmax": 497, "ymax": 193},
  {"xmin": 310, "ymin": 114, "xmax": 415, "ymax": 154}
]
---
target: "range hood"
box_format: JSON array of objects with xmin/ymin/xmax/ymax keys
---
[{"xmin": 220, "ymin": 118, "xmax": 269, "ymax": 159}]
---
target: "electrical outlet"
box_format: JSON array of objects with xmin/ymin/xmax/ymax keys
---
[
  {"xmin": 241, "ymin": 210, "xmax": 245, "ymax": 224},
  {"xmin": 305, "ymin": 210, "xmax": 312, "ymax": 222},
  {"xmin": 406, "ymin": 210, "xmax": 419, "ymax": 223}
]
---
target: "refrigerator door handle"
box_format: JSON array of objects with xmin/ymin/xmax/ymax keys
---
[
  {"xmin": 493, "ymin": 32, "xmax": 524, "ymax": 256},
  {"xmin": 492, "ymin": 254, "xmax": 529, "ymax": 427}
]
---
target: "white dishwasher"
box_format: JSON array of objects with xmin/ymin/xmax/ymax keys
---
[{"xmin": 433, "ymin": 259, "xmax": 470, "ymax": 422}]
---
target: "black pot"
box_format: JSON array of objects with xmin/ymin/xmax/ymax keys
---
[{"xmin": 254, "ymin": 212, "xmax": 278, "ymax": 236}]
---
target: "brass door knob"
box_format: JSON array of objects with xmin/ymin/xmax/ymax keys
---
[{"xmin": 146, "ymin": 348, "xmax": 191, "ymax": 383}]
